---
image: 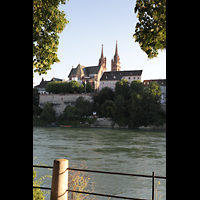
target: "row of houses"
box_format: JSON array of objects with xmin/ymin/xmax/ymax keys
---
[{"xmin": 34, "ymin": 42, "xmax": 166, "ymax": 103}]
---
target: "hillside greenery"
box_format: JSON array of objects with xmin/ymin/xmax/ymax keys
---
[
  {"xmin": 45, "ymin": 81, "xmax": 92, "ymax": 94},
  {"xmin": 94, "ymin": 79, "xmax": 165, "ymax": 128},
  {"xmin": 33, "ymin": 80, "xmax": 165, "ymax": 128}
]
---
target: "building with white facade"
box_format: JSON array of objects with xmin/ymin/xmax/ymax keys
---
[{"xmin": 100, "ymin": 70, "xmax": 143, "ymax": 91}]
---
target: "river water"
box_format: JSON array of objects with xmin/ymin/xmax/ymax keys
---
[{"xmin": 33, "ymin": 127, "xmax": 166, "ymax": 200}]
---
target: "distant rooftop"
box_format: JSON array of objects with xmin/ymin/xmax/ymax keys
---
[{"xmin": 100, "ymin": 70, "xmax": 143, "ymax": 81}]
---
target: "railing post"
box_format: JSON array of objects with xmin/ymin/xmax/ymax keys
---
[
  {"xmin": 50, "ymin": 159, "xmax": 68, "ymax": 200},
  {"xmin": 152, "ymin": 171, "xmax": 155, "ymax": 200}
]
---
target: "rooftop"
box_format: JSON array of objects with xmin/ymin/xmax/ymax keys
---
[{"xmin": 100, "ymin": 70, "xmax": 143, "ymax": 81}]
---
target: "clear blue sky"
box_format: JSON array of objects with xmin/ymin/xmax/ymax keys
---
[{"xmin": 33, "ymin": 0, "xmax": 166, "ymax": 86}]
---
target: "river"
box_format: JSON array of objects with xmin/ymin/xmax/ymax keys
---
[{"xmin": 33, "ymin": 127, "xmax": 166, "ymax": 200}]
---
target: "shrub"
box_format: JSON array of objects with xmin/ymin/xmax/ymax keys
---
[{"xmin": 40, "ymin": 102, "xmax": 56, "ymax": 124}]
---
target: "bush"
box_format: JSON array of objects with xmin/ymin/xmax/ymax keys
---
[{"xmin": 40, "ymin": 102, "xmax": 56, "ymax": 124}]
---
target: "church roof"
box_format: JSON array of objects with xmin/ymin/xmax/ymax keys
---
[
  {"xmin": 100, "ymin": 70, "xmax": 143, "ymax": 81},
  {"xmin": 68, "ymin": 64, "xmax": 100, "ymax": 78}
]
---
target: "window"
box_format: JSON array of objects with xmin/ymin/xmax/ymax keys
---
[
  {"xmin": 128, "ymin": 77, "xmax": 130, "ymax": 79},
  {"xmin": 113, "ymin": 76, "xmax": 116, "ymax": 79},
  {"xmin": 134, "ymin": 77, "xmax": 135, "ymax": 79},
  {"xmin": 106, "ymin": 76, "xmax": 107, "ymax": 79},
  {"xmin": 102, "ymin": 82, "xmax": 104, "ymax": 84},
  {"xmin": 111, "ymin": 81, "xmax": 113, "ymax": 84},
  {"xmin": 137, "ymin": 77, "xmax": 139, "ymax": 79}
]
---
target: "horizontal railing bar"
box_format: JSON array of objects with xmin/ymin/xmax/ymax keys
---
[
  {"xmin": 154, "ymin": 175, "xmax": 166, "ymax": 179},
  {"xmin": 33, "ymin": 165, "xmax": 53, "ymax": 169},
  {"xmin": 33, "ymin": 186, "xmax": 51, "ymax": 190},
  {"xmin": 32, "ymin": 166, "xmax": 166, "ymax": 179},
  {"xmin": 67, "ymin": 168, "xmax": 166, "ymax": 179},
  {"xmin": 67, "ymin": 189, "xmax": 147, "ymax": 200}
]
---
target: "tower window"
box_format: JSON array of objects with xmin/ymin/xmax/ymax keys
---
[{"xmin": 129, "ymin": 77, "xmax": 130, "ymax": 79}]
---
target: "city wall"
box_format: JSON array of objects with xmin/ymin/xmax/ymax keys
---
[{"xmin": 39, "ymin": 94, "xmax": 94, "ymax": 117}]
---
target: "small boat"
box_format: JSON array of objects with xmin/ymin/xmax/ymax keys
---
[{"xmin": 59, "ymin": 125, "xmax": 72, "ymax": 127}]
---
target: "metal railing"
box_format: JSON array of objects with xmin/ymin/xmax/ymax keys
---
[{"xmin": 33, "ymin": 160, "xmax": 166, "ymax": 200}]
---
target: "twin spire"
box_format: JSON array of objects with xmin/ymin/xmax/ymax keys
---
[
  {"xmin": 99, "ymin": 41, "xmax": 120, "ymax": 71},
  {"xmin": 100, "ymin": 41, "xmax": 118, "ymax": 58}
]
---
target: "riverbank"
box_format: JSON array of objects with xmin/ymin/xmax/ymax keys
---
[{"xmin": 33, "ymin": 116, "xmax": 166, "ymax": 130}]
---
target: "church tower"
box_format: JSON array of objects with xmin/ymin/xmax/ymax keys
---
[
  {"xmin": 98, "ymin": 44, "xmax": 107, "ymax": 71},
  {"xmin": 111, "ymin": 41, "xmax": 121, "ymax": 71}
]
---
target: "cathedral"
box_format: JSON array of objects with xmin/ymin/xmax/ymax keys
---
[{"xmin": 68, "ymin": 41, "xmax": 121, "ymax": 93}]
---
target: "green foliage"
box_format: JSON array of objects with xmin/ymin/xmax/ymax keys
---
[
  {"xmin": 100, "ymin": 100, "xmax": 116, "ymax": 118},
  {"xmin": 94, "ymin": 80, "xmax": 165, "ymax": 128},
  {"xmin": 40, "ymin": 102, "xmax": 56, "ymax": 124},
  {"xmin": 75, "ymin": 97, "xmax": 93, "ymax": 118},
  {"xmin": 115, "ymin": 79, "xmax": 130, "ymax": 100},
  {"xmin": 33, "ymin": 158, "xmax": 52, "ymax": 200},
  {"xmin": 68, "ymin": 80, "xmax": 80, "ymax": 94},
  {"xmin": 45, "ymin": 81, "xmax": 90, "ymax": 94},
  {"xmin": 133, "ymin": 0, "xmax": 166, "ymax": 59},
  {"xmin": 33, "ymin": 105, "xmax": 43, "ymax": 116},
  {"xmin": 94, "ymin": 87, "xmax": 114, "ymax": 108},
  {"xmin": 128, "ymin": 92, "xmax": 144, "ymax": 128},
  {"xmin": 33, "ymin": 88, "xmax": 43, "ymax": 116},
  {"xmin": 33, "ymin": 0, "xmax": 69, "ymax": 76},
  {"xmin": 130, "ymin": 80, "xmax": 144, "ymax": 94},
  {"xmin": 61, "ymin": 105, "xmax": 76, "ymax": 120},
  {"xmin": 33, "ymin": 88, "xmax": 40, "ymax": 106}
]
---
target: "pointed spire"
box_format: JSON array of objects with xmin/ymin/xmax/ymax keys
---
[
  {"xmin": 115, "ymin": 41, "xmax": 118, "ymax": 56},
  {"xmin": 101, "ymin": 44, "xmax": 104, "ymax": 58}
]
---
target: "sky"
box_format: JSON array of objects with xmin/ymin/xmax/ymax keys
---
[{"xmin": 33, "ymin": 0, "xmax": 166, "ymax": 86}]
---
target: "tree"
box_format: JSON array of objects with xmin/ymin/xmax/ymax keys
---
[
  {"xmin": 113, "ymin": 95, "xmax": 129, "ymax": 127},
  {"xmin": 128, "ymin": 92, "xmax": 144, "ymax": 128},
  {"xmin": 75, "ymin": 97, "xmax": 92, "ymax": 118},
  {"xmin": 130, "ymin": 80, "xmax": 144, "ymax": 95},
  {"xmin": 45, "ymin": 81, "xmax": 62, "ymax": 94},
  {"xmin": 115, "ymin": 79, "xmax": 130, "ymax": 100},
  {"xmin": 100, "ymin": 100, "xmax": 116, "ymax": 118},
  {"xmin": 68, "ymin": 80, "xmax": 80, "ymax": 94},
  {"xmin": 33, "ymin": 0, "xmax": 69, "ymax": 76},
  {"xmin": 33, "ymin": 88, "xmax": 40, "ymax": 106},
  {"xmin": 33, "ymin": 105, "xmax": 43, "ymax": 116},
  {"xmin": 133, "ymin": 0, "xmax": 166, "ymax": 59},
  {"xmin": 144, "ymin": 81, "xmax": 161, "ymax": 104},
  {"xmin": 62, "ymin": 105, "xmax": 76, "ymax": 120},
  {"xmin": 141, "ymin": 82, "xmax": 163, "ymax": 126},
  {"xmin": 40, "ymin": 102, "xmax": 56, "ymax": 124},
  {"xmin": 94, "ymin": 87, "xmax": 114, "ymax": 106}
]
